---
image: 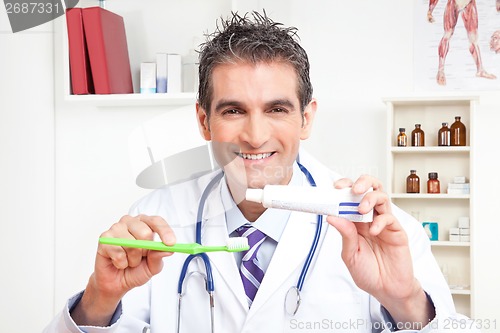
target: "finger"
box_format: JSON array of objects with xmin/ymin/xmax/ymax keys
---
[
  {"xmin": 369, "ymin": 214, "xmax": 408, "ymax": 249},
  {"xmin": 138, "ymin": 215, "xmax": 176, "ymax": 245},
  {"xmin": 369, "ymin": 213, "xmax": 390, "ymax": 237},
  {"xmin": 351, "ymin": 174, "xmax": 384, "ymax": 194},
  {"xmin": 98, "ymin": 220, "xmax": 136, "ymax": 269},
  {"xmin": 358, "ymin": 188, "xmax": 392, "ymax": 216},
  {"xmin": 108, "ymin": 216, "xmax": 151, "ymax": 267},
  {"xmin": 333, "ymin": 178, "xmax": 354, "ymax": 189},
  {"xmin": 97, "ymin": 239, "xmax": 130, "ymax": 270}
]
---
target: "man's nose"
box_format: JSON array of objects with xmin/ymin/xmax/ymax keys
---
[{"xmin": 240, "ymin": 113, "xmax": 271, "ymax": 148}]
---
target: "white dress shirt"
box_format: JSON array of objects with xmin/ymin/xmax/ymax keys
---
[{"xmin": 221, "ymin": 162, "xmax": 304, "ymax": 273}]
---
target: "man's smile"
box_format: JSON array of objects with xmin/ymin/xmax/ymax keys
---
[{"xmin": 236, "ymin": 152, "xmax": 275, "ymax": 160}]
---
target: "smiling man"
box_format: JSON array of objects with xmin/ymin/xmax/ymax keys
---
[
  {"xmin": 197, "ymin": 61, "xmax": 316, "ymax": 220},
  {"xmin": 44, "ymin": 11, "xmax": 478, "ymax": 333}
]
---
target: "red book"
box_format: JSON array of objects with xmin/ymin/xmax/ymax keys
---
[
  {"xmin": 66, "ymin": 8, "xmax": 94, "ymax": 95},
  {"xmin": 82, "ymin": 7, "xmax": 133, "ymax": 94}
]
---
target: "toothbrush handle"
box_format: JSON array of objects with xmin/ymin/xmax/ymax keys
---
[
  {"xmin": 98, "ymin": 238, "xmax": 227, "ymax": 254},
  {"xmin": 99, "ymin": 238, "xmax": 186, "ymax": 253}
]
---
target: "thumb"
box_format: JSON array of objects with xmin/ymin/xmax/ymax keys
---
[
  {"xmin": 327, "ymin": 215, "xmax": 357, "ymax": 239},
  {"xmin": 326, "ymin": 216, "xmax": 360, "ymax": 259},
  {"xmin": 147, "ymin": 251, "xmax": 172, "ymax": 276},
  {"xmin": 138, "ymin": 215, "xmax": 176, "ymax": 245}
]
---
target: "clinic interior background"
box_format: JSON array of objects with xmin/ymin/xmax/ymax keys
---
[{"xmin": 1, "ymin": 0, "xmax": 500, "ymax": 332}]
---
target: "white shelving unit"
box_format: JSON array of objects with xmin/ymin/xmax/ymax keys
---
[
  {"xmin": 384, "ymin": 95, "xmax": 477, "ymax": 318},
  {"xmin": 55, "ymin": 0, "xmax": 233, "ymax": 108}
]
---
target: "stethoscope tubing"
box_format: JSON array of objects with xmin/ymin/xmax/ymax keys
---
[{"xmin": 295, "ymin": 162, "xmax": 322, "ymax": 291}]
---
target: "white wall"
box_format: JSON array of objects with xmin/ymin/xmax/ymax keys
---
[
  {"xmin": 1, "ymin": 1, "xmax": 499, "ymax": 332},
  {"xmin": 470, "ymin": 93, "xmax": 500, "ymax": 328},
  {"xmin": 0, "ymin": 10, "xmax": 55, "ymax": 333}
]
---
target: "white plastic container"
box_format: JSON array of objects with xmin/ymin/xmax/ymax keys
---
[{"xmin": 245, "ymin": 185, "xmax": 373, "ymax": 222}]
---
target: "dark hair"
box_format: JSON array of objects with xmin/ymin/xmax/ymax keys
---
[{"xmin": 197, "ymin": 11, "xmax": 313, "ymax": 118}]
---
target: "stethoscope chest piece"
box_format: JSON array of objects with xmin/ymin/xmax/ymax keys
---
[{"xmin": 284, "ymin": 286, "xmax": 301, "ymax": 316}]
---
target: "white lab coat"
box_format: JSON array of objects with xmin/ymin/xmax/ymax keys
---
[{"xmin": 43, "ymin": 150, "xmax": 477, "ymax": 333}]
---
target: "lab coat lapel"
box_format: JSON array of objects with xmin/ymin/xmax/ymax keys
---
[
  {"xmin": 247, "ymin": 210, "xmax": 318, "ymax": 317},
  {"xmin": 200, "ymin": 184, "xmax": 249, "ymax": 313}
]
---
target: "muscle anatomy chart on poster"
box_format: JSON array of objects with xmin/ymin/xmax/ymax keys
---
[{"xmin": 414, "ymin": 0, "xmax": 500, "ymax": 91}]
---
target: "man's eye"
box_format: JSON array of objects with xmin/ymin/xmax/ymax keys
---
[
  {"xmin": 270, "ymin": 108, "xmax": 287, "ymax": 113},
  {"xmin": 223, "ymin": 109, "xmax": 241, "ymax": 115}
]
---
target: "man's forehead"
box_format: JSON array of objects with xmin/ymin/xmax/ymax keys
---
[{"xmin": 209, "ymin": 62, "xmax": 300, "ymax": 101}]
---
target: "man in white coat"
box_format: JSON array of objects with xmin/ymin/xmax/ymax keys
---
[{"xmin": 44, "ymin": 11, "xmax": 478, "ymax": 333}]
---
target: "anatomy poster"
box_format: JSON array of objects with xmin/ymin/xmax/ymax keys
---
[{"xmin": 414, "ymin": 0, "xmax": 500, "ymax": 91}]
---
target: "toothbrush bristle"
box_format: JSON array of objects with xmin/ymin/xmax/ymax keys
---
[{"xmin": 226, "ymin": 237, "xmax": 249, "ymax": 251}]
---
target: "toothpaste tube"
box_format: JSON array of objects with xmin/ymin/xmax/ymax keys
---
[{"xmin": 245, "ymin": 185, "xmax": 373, "ymax": 222}]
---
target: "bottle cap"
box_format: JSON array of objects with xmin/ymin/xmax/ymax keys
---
[
  {"xmin": 455, "ymin": 116, "xmax": 461, "ymax": 119},
  {"xmin": 410, "ymin": 169, "xmax": 417, "ymax": 173},
  {"xmin": 415, "ymin": 124, "xmax": 421, "ymax": 127},
  {"xmin": 442, "ymin": 122, "xmax": 448, "ymax": 126},
  {"xmin": 245, "ymin": 188, "xmax": 264, "ymax": 204},
  {"xmin": 428, "ymin": 172, "xmax": 438, "ymax": 179},
  {"xmin": 399, "ymin": 128, "xmax": 405, "ymax": 132}
]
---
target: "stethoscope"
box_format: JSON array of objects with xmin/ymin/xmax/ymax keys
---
[{"xmin": 176, "ymin": 162, "xmax": 323, "ymax": 333}]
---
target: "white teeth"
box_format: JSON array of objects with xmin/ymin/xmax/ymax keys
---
[{"xmin": 238, "ymin": 152, "xmax": 273, "ymax": 160}]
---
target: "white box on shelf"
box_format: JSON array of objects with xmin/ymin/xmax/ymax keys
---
[
  {"xmin": 448, "ymin": 183, "xmax": 470, "ymax": 189},
  {"xmin": 458, "ymin": 216, "xmax": 470, "ymax": 228},
  {"xmin": 182, "ymin": 52, "xmax": 199, "ymax": 93},
  {"xmin": 459, "ymin": 228, "xmax": 470, "ymax": 235},
  {"xmin": 460, "ymin": 235, "xmax": 470, "ymax": 242},
  {"xmin": 156, "ymin": 53, "xmax": 168, "ymax": 93},
  {"xmin": 447, "ymin": 188, "xmax": 470, "ymax": 195},
  {"xmin": 449, "ymin": 227, "xmax": 461, "ymax": 242},
  {"xmin": 140, "ymin": 62, "xmax": 156, "ymax": 94},
  {"xmin": 167, "ymin": 53, "xmax": 182, "ymax": 93},
  {"xmin": 453, "ymin": 176, "xmax": 467, "ymax": 184}
]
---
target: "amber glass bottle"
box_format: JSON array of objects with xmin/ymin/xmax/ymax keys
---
[
  {"xmin": 397, "ymin": 128, "xmax": 407, "ymax": 147},
  {"xmin": 411, "ymin": 124, "xmax": 425, "ymax": 147},
  {"xmin": 406, "ymin": 170, "xmax": 420, "ymax": 193},
  {"xmin": 450, "ymin": 116, "xmax": 466, "ymax": 146},
  {"xmin": 427, "ymin": 172, "xmax": 440, "ymax": 194},
  {"xmin": 438, "ymin": 122, "xmax": 450, "ymax": 146}
]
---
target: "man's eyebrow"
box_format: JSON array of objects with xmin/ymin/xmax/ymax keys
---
[
  {"xmin": 214, "ymin": 100, "xmax": 243, "ymax": 113},
  {"xmin": 265, "ymin": 99, "xmax": 296, "ymax": 110},
  {"xmin": 214, "ymin": 99, "xmax": 297, "ymax": 113}
]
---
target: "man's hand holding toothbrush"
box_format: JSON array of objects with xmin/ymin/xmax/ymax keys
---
[{"xmin": 70, "ymin": 214, "xmax": 176, "ymax": 327}]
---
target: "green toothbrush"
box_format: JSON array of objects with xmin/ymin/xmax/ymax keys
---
[{"xmin": 99, "ymin": 237, "xmax": 249, "ymax": 254}]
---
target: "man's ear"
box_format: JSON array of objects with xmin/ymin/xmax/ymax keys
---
[
  {"xmin": 196, "ymin": 102, "xmax": 211, "ymax": 140},
  {"xmin": 300, "ymin": 98, "xmax": 317, "ymax": 140}
]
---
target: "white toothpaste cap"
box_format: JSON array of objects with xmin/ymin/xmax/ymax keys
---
[{"xmin": 246, "ymin": 188, "xmax": 264, "ymax": 204}]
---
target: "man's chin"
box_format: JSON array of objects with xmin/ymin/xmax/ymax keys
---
[{"xmin": 246, "ymin": 177, "xmax": 282, "ymax": 189}]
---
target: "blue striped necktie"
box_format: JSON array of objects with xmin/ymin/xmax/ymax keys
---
[{"xmin": 236, "ymin": 224, "xmax": 267, "ymax": 307}]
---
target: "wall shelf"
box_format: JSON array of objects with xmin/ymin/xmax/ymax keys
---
[
  {"xmin": 431, "ymin": 241, "xmax": 470, "ymax": 247},
  {"xmin": 390, "ymin": 146, "xmax": 470, "ymax": 154},
  {"xmin": 390, "ymin": 194, "xmax": 470, "ymax": 199},
  {"xmin": 63, "ymin": 92, "xmax": 197, "ymax": 107},
  {"xmin": 450, "ymin": 288, "xmax": 471, "ymax": 295}
]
